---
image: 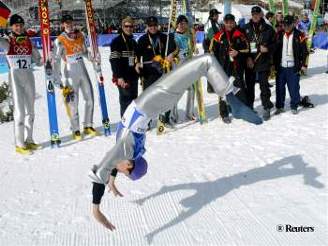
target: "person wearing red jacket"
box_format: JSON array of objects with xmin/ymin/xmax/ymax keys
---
[{"xmin": 210, "ymin": 14, "xmax": 249, "ymax": 123}]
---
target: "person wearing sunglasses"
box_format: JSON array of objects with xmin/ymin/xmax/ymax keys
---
[
  {"xmin": 89, "ymin": 53, "xmax": 263, "ymax": 231},
  {"xmin": 0, "ymin": 14, "xmax": 42, "ymax": 154},
  {"xmin": 135, "ymin": 16, "xmax": 177, "ymax": 128},
  {"xmin": 136, "ymin": 16, "xmax": 176, "ymax": 91},
  {"xmin": 110, "ymin": 16, "xmax": 139, "ymax": 117}
]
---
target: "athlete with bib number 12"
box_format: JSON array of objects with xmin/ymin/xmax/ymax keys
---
[{"xmin": 0, "ymin": 14, "xmax": 43, "ymax": 155}]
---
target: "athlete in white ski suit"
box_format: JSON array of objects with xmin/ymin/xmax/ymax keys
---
[
  {"xmin": 53, "ymin": 16, "xmax": 95, "ymax": 134},
  {"xmin": 0, "ymin": 15, "xmax": 42, "ymax": 151}
]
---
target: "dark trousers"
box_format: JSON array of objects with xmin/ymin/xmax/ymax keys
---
[
  {"xmin": 245, "ymin": 69, "xmax": 273, "ymax": 110},
  {"xmin": 118, "ymin": 80, "xmax": 138, "ymax": 117},
  {"xmin": 142, "ymin": 70, "xmax": 162, "ymax": 91},
  {"xmin": 275, "ymin": 67, "xmax": 301, "ymax": 110}
]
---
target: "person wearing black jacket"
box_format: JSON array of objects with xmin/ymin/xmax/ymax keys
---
[
  {"xmin": 210, "ymin": 14, "xmax": 249, "ymax": 123},
  {"xmin": 203, "ymin": 8, "xmax": 223, "ymax": 53},
  {"xmin": 135, "ymin": 16, "xmax": 177, "ymax": 126},
  {"xmin": 135, "ymin": 16, "xmax": 176, "ymax": 90},
  {"xmin": 244, "ymin": 6, "xmax": 275, "ymax": 120},
  {"xmin": 110, "ymin": 17, "xmax": 139, "ymax": 117},
  {"xmin": 273, "ymin": 15, "xmax": 309, "ymax": 114}
]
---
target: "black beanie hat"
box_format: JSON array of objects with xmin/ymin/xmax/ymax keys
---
[{"xmin": 9, "ymin": 14, "xmax": 25, "ymax": 26}]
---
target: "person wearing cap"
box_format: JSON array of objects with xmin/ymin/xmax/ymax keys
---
[
  {"xmin": 273, "ymin": 15, "xmax": 310, "ymax": 115},
  {"xmin": 210, "ymin": 13, "xmax": 249, "ymax": 124},
  {"xmin": 203, "ymin": 8, "xmax": 223, "ymax": 53},
  {"xmin": 0, "ymin": 14, "xmax": 42, "ymax": 154},
  {"xmin": 110, "ymin": 16, "xmax": 139, "ymax": 117},
  {"xmin": 135, "ymin": 16, "xmax": 177, "ymax": 128},
  {"xmin": 89, "ymin": 54, "xmax": 263, "ymax": 231},
  {"xmin": 135, "ymin": 16, "xmax": 176, "ymax": 90},
  {"xmin": 244, "ymin": 6, "xmax": 275, "ymax": 121},
  {"xmin": 53, "ymin": 14, "xmax": 98, "ymax": 141}
]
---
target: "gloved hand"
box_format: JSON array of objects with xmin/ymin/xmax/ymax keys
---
[{"xmin": 62, "ymin": 86, "xmax": 75, "ymax": 103}]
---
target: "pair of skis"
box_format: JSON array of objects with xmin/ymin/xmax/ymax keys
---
[
  {"xmin": 39, "ymin": 0, "xmax": 61, "ymax": 147},
  {"xmin": 84, "ymin": 0, "xmax": 111, "ymax": 136},
  {"xmin": 39, "ymin": 0, "xmax": 111, "ymax": 147}
]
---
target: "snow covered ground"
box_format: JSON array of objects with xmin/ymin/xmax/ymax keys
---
[{"xmin": 0, "ymin": 48, "xmax": 327, "ymax": 246}]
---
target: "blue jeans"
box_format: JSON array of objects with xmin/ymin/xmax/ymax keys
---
[
  {"xmin": 226, "ymin": 93, "xmax": 263, "ymax": 125},
  {"xmin": 276, "ymin": 67, "xmax": 301, "ymax": 110}
]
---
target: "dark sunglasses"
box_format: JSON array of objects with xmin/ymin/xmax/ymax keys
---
[{"xmin": 124, "ymin": 25, "xmax": 134, "ymax": 28}]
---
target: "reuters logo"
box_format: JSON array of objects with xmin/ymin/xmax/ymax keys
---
[{"xmin": 276, "ymin": 224, "xmax": 315, "ymax": 232}]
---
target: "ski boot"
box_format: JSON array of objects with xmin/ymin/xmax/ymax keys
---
[
  {"xmin": 84, "ymin": 127, "xmax": 99, "ymax": 137},
  {"xmin": 16, "ymin": 146, "xmax": 32, "ymax": 155},
  {"xmin": 25, "ymin": 142, "xmax": 42, "ymax": 150},
  {"xmin": 72, "ymin": 130, "xmax": 82, "ymax": 141}
]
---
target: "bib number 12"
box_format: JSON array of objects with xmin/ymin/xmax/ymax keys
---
[{"xmin": 16, "ymin": 59, "xmax": 29, "ymax": 69}]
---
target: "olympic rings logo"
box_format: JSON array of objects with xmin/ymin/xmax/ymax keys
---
[{"xmin": 13, "ymin": 46, "xmax": 29, "ymax": 55}]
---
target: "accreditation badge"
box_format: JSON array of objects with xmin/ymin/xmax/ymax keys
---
[{"xmin": 250, "ymin": 42, "xmax": 257, "ymax": 53}]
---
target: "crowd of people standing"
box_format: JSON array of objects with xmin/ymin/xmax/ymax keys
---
[{"xmin": 1, "ymin": 5, "xmax": 317, "ymax": 155}]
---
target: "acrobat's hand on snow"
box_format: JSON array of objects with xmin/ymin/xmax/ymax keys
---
[
  {"xmin": 108, "ymin": 180, "xmax": 123, "ymax": 197},
  {"xmin": 92, "ymin": 205, "xmax": 116, "ymax": 231},
  {"xmin": 226, "ymin": 93, "xmax": 263, "ymax": 125}
]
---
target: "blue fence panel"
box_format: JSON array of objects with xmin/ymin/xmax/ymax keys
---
[{"xmin": 312, "ymin": 32, "xmax": 328, "ymax": 50}]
